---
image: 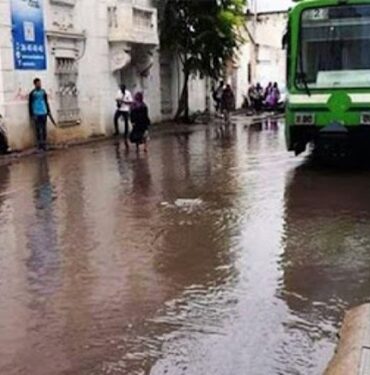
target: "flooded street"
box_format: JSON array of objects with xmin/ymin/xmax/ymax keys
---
[{"xmin": 1, "ymin": 121, "xmax": 370, "ymax": 375}]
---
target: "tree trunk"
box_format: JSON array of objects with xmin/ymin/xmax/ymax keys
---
[{"xmin": 175, "ymin": 69, "xmax": 190, "ymax": 122}]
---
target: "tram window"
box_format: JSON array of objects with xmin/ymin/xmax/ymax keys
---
[{"xmin": 298, "ymin": 4, "xmax": 370, "ymax": 88}]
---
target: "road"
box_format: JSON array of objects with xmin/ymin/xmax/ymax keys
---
[{"xmin": 0, "ymin": 119, "xmax": 369, "ymax": 375}]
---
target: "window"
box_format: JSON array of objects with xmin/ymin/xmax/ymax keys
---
[
  {"xmin": 55, "ymin": 57, "xmax": 80, "ymax": 126},
  {"xmin": 133, "ymin": 8, "xmax": 153, "ymax": 30},
  {"xmin": 297, "ymin": 5, "xmax": 370, "ymax": 89}
]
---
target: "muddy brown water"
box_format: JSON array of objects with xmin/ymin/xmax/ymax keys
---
[{"xmin": 0, "ymin": 122, "xmax": 370, "ymax": 375}]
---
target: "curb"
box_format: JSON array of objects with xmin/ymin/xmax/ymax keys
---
[{"xmin": 325, "ymin": 304, "xmax": 370, "ymax": 375}]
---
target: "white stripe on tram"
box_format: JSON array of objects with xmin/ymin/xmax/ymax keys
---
[
  {"xmin": 289, "ymin": 93, "xmax": 370, "ymax": 105},
  {"xmin": 349, "ymin": 94, "xmax": 370, "ymax": 103},
  {"xmin": 289, "ymin": 94, "xmax": 331, "ymax": 104}
]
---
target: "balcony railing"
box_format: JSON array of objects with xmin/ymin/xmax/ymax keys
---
[{"xmin": 108, "ymin": 3, "xmax": 159, "ymax": 45}]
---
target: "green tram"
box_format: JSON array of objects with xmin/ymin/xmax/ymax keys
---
[{"xmin": 286, "ymin": 0, "xmax": 370, "ymax": 156}]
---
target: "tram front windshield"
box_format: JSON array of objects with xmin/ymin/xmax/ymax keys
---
[{"xmin": 298, "ymin": 5, "xmax": 370, "ymax": 89}]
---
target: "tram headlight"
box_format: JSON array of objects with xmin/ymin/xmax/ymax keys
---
[
  {"xmin": 295, "ymin": 113, "xmax": 315, "ymax": 126},
  {"xmin": 361, "ymin": 113, "xmax": 370, "ymax": 125}
]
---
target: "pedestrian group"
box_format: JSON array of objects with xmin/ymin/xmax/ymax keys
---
[
  {"xmin": 28, "ymin": 78, "xmax": 151, "ymax": 153},
  {"xmin": 28, "ymin": 78, "xmax": 280, "ymax": 152},
  {"xmin": 247, "ymin": 81, "xmax": 281, "ymax": 113}
]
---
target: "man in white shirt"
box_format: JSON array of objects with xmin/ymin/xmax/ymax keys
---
[{"xmin": 114, "ymin": 84, "xmax": 133, "ymax": 139}]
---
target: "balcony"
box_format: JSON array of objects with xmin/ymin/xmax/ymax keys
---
[{"xmin": 108, "ymin": 2, "xmax": 159, "ymax": 45}]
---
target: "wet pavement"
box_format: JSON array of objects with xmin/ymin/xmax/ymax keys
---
[{"xmin": 0, "ymin": 120, "xmax": 370, "ymax": 375}]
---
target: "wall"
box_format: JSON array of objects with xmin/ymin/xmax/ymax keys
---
[
  {"xmin": 188, "ymin": 74, "xmax": 207, "ymax": 114},
  {"xmin": 0, "ymin": 0, "xmax": 110, "ymax": 150},
  {"xmin": 232, "ymin": 35, "xmax": 251, "ymax": 108},
  {"xmin": 73, "ymin": 0, "xmax": 111, "ymax": 137},
  {"xmin": 252, "ymin": 11, "xmax": 288, "ymax": 89},
  {"xmin": 139, "ymin": 49, "xmax": 161, "ymax": 124},
  {"xmin": 0, "ymin": 0, "xmax": 162, "ymax": 151},
  {"xmin": 0, "ymin": 0, "xmax": 37, "ymax": 150},
  {"xmin": 0, "ymin": 0, "xmax": 219, "ymax": 152},
  {"xmin": 227, "ymin": 11, "xmax": 287, "ymax": 108},
  {"xmin": 159, "ymin": 52, "xmax": 208, "ymax": 120}
]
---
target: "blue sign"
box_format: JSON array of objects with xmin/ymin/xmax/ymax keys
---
[{"xmin": 11, "ymin": 0, "xmax": 47, "ymax": 70}]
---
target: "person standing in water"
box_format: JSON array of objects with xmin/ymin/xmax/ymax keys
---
[
  {"xmin": 130, "ymin": 92, "xmax": 151, "ymax": 153},
  {"xmin": 28, "ymin": 78, "xmax": 51, "ymax": 151},
  {"xmin": 114, "ymin": 84, "xmax": 133, "ymax": 141},
  {"xmin": 221, "ymin": 84, "xmax": 235, "ymax": 125}
]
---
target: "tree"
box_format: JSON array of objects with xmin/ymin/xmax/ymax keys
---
[{"xmin": 160, "ymin": 0, "xmax": 247, "ymax": 121}]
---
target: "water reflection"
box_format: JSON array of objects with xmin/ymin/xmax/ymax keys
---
[
  {"xmin": 279, "ymin": 163, "xmax": 370, "ymax": 373},
  {"xmin": 215, "ymin": 124, "xmax": 237, "ymax": 146},
  {"xmin": 100, "ymin": 130, "xmax": 241, "ymax": 375},
  {"xmin": 1, "ymin": 123, "xmax": 369, "ymax": 375},
  {"xmin": 26, "ymin": 156, "xmax": 60, "ymax": 298},
  {"xmin": 0, "ymin": 164, "xmax": 10, "ymax": 218},
  {"xmin": 283, "ymin": 164, "xmax": 370, "ymax": 311},
  {"xmin": 131, "ymin": 156, "xmax": 152, "ymax": 200}
]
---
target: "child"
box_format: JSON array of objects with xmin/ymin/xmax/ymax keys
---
[{"xmin": 130, "ymin": 92, "xmax": 151, "ymax": 152}]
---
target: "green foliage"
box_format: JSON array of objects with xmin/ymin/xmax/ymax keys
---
[
  {"xmin": 161, "ymin": 0, "xmax": 246, "ymax": 80},
  {"xmin": 160, "ymin": 0, "xmax": 246, "ymax": 119}
]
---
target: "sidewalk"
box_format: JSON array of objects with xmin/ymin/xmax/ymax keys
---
[{"xmin": 0, "ymin": 111, "xmax": 285, "ymax": 166}]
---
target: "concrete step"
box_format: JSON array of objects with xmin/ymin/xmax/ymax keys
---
[{"xmin": 325, "ymin": 304, "xmax": 370, "ymax": 375}]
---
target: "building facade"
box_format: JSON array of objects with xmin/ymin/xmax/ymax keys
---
[
  {"xmin": 0, "ymin": 1, "xmax": 286, "ymax": 152},
  {"xmin": 0, "ymin": 0, "xmax": 210, "ymax": 151},
  {"xmin": 247, "ymin": 10, "xmax": 288, "ymax": 89},
  {"xmin": 221, "ymin": 10, "xmax": 288, "ymax": 110}
]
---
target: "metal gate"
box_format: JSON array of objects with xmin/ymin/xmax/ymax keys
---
[{"xmin": 55, "ymin": 57, "xmax": 80, "ymax": 126}]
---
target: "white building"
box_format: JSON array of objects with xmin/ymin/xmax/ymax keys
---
[
  {"xmin": 0, "ymin": 0, "xmax": 209, "ymax": 151},
  {"xmin": 224, "ymin": 10, "xmax": 288, "ymax": 109},
  {"xmin": 248, "ymin": 10, "xmax": 288, "ymax": 89},
  {"xmin": 229, "ymin": 32, "xmax": 251, "ymax": 109},
  {"xmin": 0, "ymin": 1, "xmax": 286, "ymax": 152}
]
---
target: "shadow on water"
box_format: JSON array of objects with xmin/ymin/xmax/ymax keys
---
[
  {"xmin": 214, "ymin": 123, "xmax": 237, "ymax": 144},
  {"xmin": 26, "ymin": 156, "xmax": 60, "ymax": 299},
  {"xmin": 279, "ymin": 161, "xmax": 370, "ymax": 367},
  {"xmin": 94, "ymin": 131, "xmax": 242, "ymax": 375},
  {"xmin": 301, "ymin": 141, "xmax": 370, "ymax": 170},
  {"xmin": 3, "ymin": 122, "xmax": 370, "ymax": 375},
  {"xmin": 0, "ymin": 164, "xmax": 10, "ymax": 214}
]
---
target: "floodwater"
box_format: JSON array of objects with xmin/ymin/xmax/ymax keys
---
[{"xmin": 0, "ymin": 120, "xmax": 370, "ymax": 375}]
